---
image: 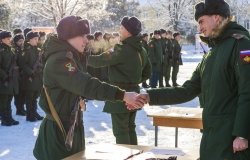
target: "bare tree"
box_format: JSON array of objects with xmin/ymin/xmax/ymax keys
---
[{"xmin": 15, "ymin": 0, "xmax": 110, "ymax": 26}]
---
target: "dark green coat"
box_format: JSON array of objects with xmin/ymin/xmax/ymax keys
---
[
  {"xmin": 147, "ymin": 22, "xmax": 250, "ymax": 160},
  {"xmin": 0, "ymin": 43, "xmax": 19, "ymax": 95},
  {"xmin": 148, "ymin": 38, "xmax": 163, "ymax": 71},
  {"xmin": 88, "ymin": 36, "xmax": 152, "ymax": 113},
  {"xmin": 172, "ymin": 39, "xmax": 183, "ymax": 65},
  {"xmin": 19, "ymin": 43, "xmax": 43, "ymax": 91},
  {"xmin": 33, "ymin": 34, "xmax": 125, "ymax": 160},
  {"xmin": 163, "ymin": 39, "xmax": 174, "ymax": 65}
]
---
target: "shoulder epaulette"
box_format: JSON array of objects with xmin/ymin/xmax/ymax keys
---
[
  {"xmin": 232, "ymin": 33, "xmax": 245, "ymax": 40},
  {"xmin": 66, "ymin": 51, "xmax": 73, "ymax": 60}
]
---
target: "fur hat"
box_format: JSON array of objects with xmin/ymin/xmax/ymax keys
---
[
  {"xmin": 13, "ymin": 28, "xmax": 22, "ymax": 35},
  {"xmin": 56, "ymin": 16, "xmax": 90, "ymax": 40},
  {"xmin": 13, "ymin": 34, "xmax": 24, "ymax": 43},
  {"xmin": 154, "ymin": 30, "xmax": 161, "ymax": 35},
  {"xmin": 173, "ymin": 32, "xmax": 180, "ymax": 38},
  {"xmin": 23, "ymin": 28, "xmax": 32, "ymax": 39},
  {"xmin": 0, "ymin": 31, "xmax": 12, "ymax": 40},
  {"xmin": 121, "ymin": 16, "xmax": 142, "ymax": 36},
  {"xmin": 26, "ymin": 31, "xmax": 39, "ymax": 40},
  {"xmin": 94, "ymin": 31, "xmax": 103, "ymax": 40},
  {"xmin": 195, "ymin": 0, "xmax": 230, "ymax": 21}
]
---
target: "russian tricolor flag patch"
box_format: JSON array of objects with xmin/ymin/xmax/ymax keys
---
[{"xmin": 240, "ymin": 50, "xmax": 250, "ymax": 63}]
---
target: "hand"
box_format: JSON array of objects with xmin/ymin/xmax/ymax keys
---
[
  {"xmin": 123, "ymin": 92, "xmax": 147, "ymax": 110},
  {"xmin": 138, "ymin": 93, "xmax": 150, "ymax": 104},
  {"xmin": 233, "ymin": 137, "xmax": 248, "ymax": 153}
]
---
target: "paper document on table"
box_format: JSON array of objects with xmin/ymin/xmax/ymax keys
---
[
  {"xmin": 149, "ymin": 148, "xmax": 185, "ymax": 156},
  {"xmin": 85, "ymin": 143, "xmax": 142, "ymax": 160}
]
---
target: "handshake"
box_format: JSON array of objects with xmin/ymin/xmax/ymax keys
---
[{"xmin": 123, "ymin": 92, "xmax": 150, "ymax": 110}]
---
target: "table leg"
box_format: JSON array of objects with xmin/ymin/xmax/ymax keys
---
[
  {"xmin": 175, "ymin": 127, "xmax": 178, "ymax": 148},
  {"xmin": 155, "ymin": 126, "xmax": 158, "ymax": 146}
]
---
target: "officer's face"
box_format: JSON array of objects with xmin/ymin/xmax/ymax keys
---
[
  {"xmin": 1, "ymin": 37, "xmax": 12, "ymax": 46},
  {"xmin": 198, "ymin": 15, "xmax": 220, "ymax": 37}
]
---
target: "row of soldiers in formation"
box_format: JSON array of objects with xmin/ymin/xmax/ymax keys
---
[
  {"xmin": 0, "ymin": 27, "xmax": 182, "ymax": 127},
  {"xmin": 85, "ymin": 29, "xmax": 182, "ymax": 88}
]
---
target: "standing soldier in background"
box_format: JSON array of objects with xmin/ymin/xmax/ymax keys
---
[
  {"xmin": 148, "ymin": 30, "xmax": 163, "ymax": 88},
  {"xmin": 88, "ymin": 16, "xmax": 152, "ymax": 145},
  {"xmin": 171, "ymin": 32, "xmax": 182, "ymax": 86},
  {"xmin": 33, "ymin": 15, "xmax": 146, "ymax": 160},
  {"xmin": 141, "ymin": 33, "xmax": 150, "ymax": 88},
  {"xmin": 163, "ymin": 30, "xmax": 174, "ymax": 87},
  {"xmin": 159, "ymin": 29, "xmax": 167, "ymax": 87},
  {"xmin": 20, "ymin": 31, "xmax": 43, "ymax": 122},
  {"xmin": 0, "ymin": 31, "xmax": 19, "ymax": 126},
  {"xmin": 12, "ymin": 34, "xmax": 26, "ymax": 116}
]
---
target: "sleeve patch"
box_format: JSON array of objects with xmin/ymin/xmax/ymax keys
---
[
  {"xmin": 65, "ymin": 63, "xmax": 76, "ymax": 72},
  {"xmin": 240, "ymin": 50, "xmax": 250, "ymax": 63}
]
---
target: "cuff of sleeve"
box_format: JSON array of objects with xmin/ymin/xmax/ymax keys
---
[{"xmin": 115, "ymin": 89, "xmax": 125, "ymax": 101}]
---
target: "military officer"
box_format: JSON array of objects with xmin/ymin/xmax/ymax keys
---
[
  {"xmin": 141, "ymin": 33, "xmax": 150, "ymax": 88},
  {"xmin": 142, "ymin": 0, "xmax": 250, "ymax": 159},
  {"xmin": 33, "ymin": 15, "xmax": 147, "ymax": 160}
]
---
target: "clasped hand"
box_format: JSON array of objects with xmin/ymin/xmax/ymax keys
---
[{"xmin": 123, "ymin": 92, "xmax": 150, "ymax": 110}]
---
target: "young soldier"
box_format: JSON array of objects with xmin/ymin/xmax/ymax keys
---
[
  {"xmin": 148, "ymin": 30, "xmax": 163, "ymax": 88},
  {"xmin": 12, "ymin": 34, "xmax": 26, "ymax": 116},
  {"xmin": 163, "ymin": 30, "xmax": 174, "ymax": 87},
  {"xmin": 33, "ymin": 15, "xmax": 147, "ymax": 160},
  {"xmin": 171, "ymin": 32, "xmax": 182, "ymax": 86},
  {"xmin": 141, "ymin": 33, "xmax": 150, "ymax": 88},
  {"xmin": 19, "ymin": 31, "xmax": 43, "ymax": 122},
  {"xmin": 143, "ymin": 0, "xmax": 250, "ymax": 159},
  {"xmin": 0, "ymin": 31, "xmax": 19, "ymax": 126},
  {"xmin": 88, "ymin": 16, "xmax": 152, "ymax": 145}
]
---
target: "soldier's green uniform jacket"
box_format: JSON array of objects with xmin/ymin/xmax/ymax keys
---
[
  {"xmin": 0, "ymin": 43, "xmax": 19, "ymax": 95},
  {"xmin": 163, "ymin": 39, "xmax": 174, "ymax": 65},
  {"xmin": 148, "ymin": 38, "xmax": 163, "ymax": 71},
  {"xmin": 19, "ymin": 43, "xmax": 43, "ymax": 91},
  {"xmin": 33, "ymin": 35, "xmax": 126, "ymax": 160},
  {"xmin": 172, "ymin": 39, "xmax": 183, "ymax": 65},
  {"xmin": 147, "ymin": 22, "xmax": 250, "ymax": 160},
  {"xmin": 88, "ymin": 36, "xmax": 152, "ymax": 113}
]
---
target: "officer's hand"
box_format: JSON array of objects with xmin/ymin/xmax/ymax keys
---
[
  {"xmin": 233, "ymin": 137, "xmax": 248, "ymax": 153},
  {"xmin": 123, "ymin": 92, "xmax": 146, "ymax": 110}
]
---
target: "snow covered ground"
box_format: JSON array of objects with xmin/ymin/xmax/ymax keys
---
[{"xmin": 0, "ymin": 45, "xmax": 204, "ymax": 160}]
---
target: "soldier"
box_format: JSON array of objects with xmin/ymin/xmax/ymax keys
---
[
  {"xmin": 141, "ymin": 33, "xmax": 150, "ymax": 88},
  {"xmin": 171, "ymin": 32, "xmax": 182, "ymax": 86},
  {"xmin": 148, "ymin": 30, "xmax": 163, "ymax": 88},
  {"xmin": 159, "ymin": 29, "xmax": 167, "ymax": 87},
  {"xmin": 88, "ymin": 16, "xmax": 152, "ymax": 145},
  {"xmin": 12, "ymin": 34, "xmax": 26, "ymax": 116},
  {"xmin": 0, "ymin": 31, "xmax": 19, "ymax": 126},
  {"xmin": 165, "ymin": 32, "xmax": 183, "ymax": 87},
  {"xmin": 163, "ymin": 30, "xmax": 174, "ymax": 87},
  {"xmin": 33, "ymin": 15, "xmax": 146, "ymax": 160},
  {"xmin": 143, "ymin": 0, "xmax": 250, "ymax": 159},
  {"xmin": 19, "ymin": 31, "xmax": 43, "ymax": 122}
]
